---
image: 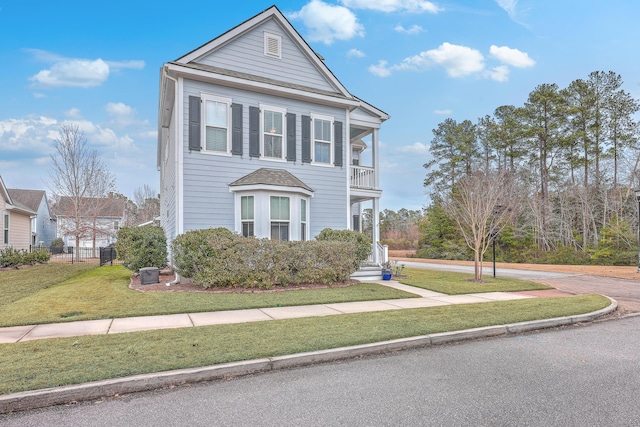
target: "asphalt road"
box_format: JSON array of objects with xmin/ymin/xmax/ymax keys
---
[{"xmin": 3, "ymin": 316, "xmax": 640, "ymax": 426}]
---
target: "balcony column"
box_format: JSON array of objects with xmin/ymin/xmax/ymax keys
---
[{"xmin": 372, "ymin": 128, "xmax": 379, "ymax": 189}]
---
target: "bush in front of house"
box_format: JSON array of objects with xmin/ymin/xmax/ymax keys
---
[
  {"xmin": 0, "ymin": 247, "xmax": 51, "ymax": 268},
  {"xmin": 50, "ymin": 237, "xmax": 64, "ymax": 254},
  {"xmin": 116, "ymin": 225, "xmax": 167, "ymax": 272},
  {"xmin": 171, "ymin": 228, "xmax": 360, "ymax": 288},
  {"xmin": 315, "ymin": 228, "xmax": 372, "ymax": 264}
]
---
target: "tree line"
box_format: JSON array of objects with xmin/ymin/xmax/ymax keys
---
[{"xmin": 421, "ymin": 70, "xmax": 640, "ymax": 270}]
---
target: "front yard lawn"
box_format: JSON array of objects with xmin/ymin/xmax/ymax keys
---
[
  {"xmin": 0, "ymin": 294, "xmax": 610, "ymax": 395},
  {"xmin": 399, "ymin": 268, "xmax": 553, "ymax": 294},
  {"xmin": 0, "ymin": 264, "xmax": 416, "ymax": 327}
]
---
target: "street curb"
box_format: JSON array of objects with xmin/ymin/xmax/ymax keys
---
[{"xmin": 0, "ymin": 297, "xmax": 618, "ymax": 414}]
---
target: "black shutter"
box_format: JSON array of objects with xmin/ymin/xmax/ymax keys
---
[
  {"xmin": 334, "ymin": 120, "xmax": 343, "ymax": 167},
  {"xmin": 188, "ymin": 96, "xmax": 201, "ymax": 151},
  {"xmin": 286, "ymin": 113, "xmax": 296, "ymax": 161},
  {"xmin": 231, "ymin": 103, "xmax": 243, "ymax": 155},
  {"xmin": 301, "ymin": 115, "xmax": 311, "ymax": 163},
  {"xmin": 249, "ymin": 106, "xmax": 260, "ymax": 158}
]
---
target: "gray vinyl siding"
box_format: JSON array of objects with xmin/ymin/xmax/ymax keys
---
[
  {"xmin": 36, "ymin": 198, "xmax": 56, "ymax": 246},
  {"xmin": 181, "ymin": 78, "xmax": 347, "ymax": 236},
  {"xmin": 196, "ymin": 19, "xmax": 337, "ymax": 94}
]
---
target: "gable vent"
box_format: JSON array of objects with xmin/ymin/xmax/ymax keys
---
[{"xmin": 264, "ymin": 32, "xmax": 281, "ymax": 59}]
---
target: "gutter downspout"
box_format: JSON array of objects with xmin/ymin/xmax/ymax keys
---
[{"xmin": 163, "ymin": 67, "xmax": 182, "ymax": 286}]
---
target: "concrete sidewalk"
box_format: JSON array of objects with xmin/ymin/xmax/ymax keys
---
[{"xmin": 0, "ymin": 279, "xmax": 537, "ymax": 344}]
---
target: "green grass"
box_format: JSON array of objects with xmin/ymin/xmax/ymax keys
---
[
  {"xmin": 0, "ymin": 294, "xmax": 610, "ymax": 395},
  {"xmin": 0, "ymin": 264, "xmax": 416, "ymax": 327},
  {"xmin": 399, "ymin": 268, "xmax": 553, "ymax": 294}
]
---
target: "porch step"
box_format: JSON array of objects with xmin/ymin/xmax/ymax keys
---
[{"xmin": 350, "ymin": 265, "xmax": 383, "ymax": 279}]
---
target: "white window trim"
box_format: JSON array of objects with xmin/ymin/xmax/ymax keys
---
[
  {"xmin": 3, "ymin": 212, "xmax": 9, "ymax": 245},
  {"xmin": 311, "ymin": 113, "xmax": 334, "ymax": 166},
  {"xmin": 264, "ymin": 32, "xmax": 282, "ymax": 59},
  {"xmin": 201, "ymin": 93, "xmax": 232, "ymax": 156},
  {"xmin": 260, "ymin": 104, "xmax": 287, "ymax": 161},
  {"xmin": 240, "ymin": 195, "xmax": 255, "ymax": 237},
  {"xmin": 300, "ymin": 199, "xmax": 308, "ymax": 241}
]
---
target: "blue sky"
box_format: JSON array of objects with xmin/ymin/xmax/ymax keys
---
[{"xmin": 1, "ymin": 0, "xmax": 639, "ymax": 211}]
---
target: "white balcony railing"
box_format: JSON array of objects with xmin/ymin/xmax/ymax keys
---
[{"xmin": 350, "ymin": 165, "xmax": 376, "ymax": 190}]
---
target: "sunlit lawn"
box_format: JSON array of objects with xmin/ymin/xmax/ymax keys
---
[
  {"xmin": 0, "ymin": 264, "xmax": 415, "ymax": 327},
  {"xmin": 399, "ymin": 267, "xmax": 553, "ymax": 294}
]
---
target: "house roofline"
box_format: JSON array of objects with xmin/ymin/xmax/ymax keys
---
[
  {"xmin": 174, "ymin": 5, "xmax": 352, "ymax": 99},
  {"xmin": 164, "ymin": 62, "xmax": 361, "ymax": 109}
]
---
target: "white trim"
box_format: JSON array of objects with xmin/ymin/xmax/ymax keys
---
[
  {"xmin": 201, "ymin": 93, "xmax": 232, "ymax": 154},
  {"xmin": 264, "ymin": 32, "xmax": 282, "ymax": 59},
  {"xmin": 229, "ymin": 183, "xmax": 314, "ymax": 198},
  {"xmin": 311, "ymin": 113, "xmax": 333, "ymax": 166},
  {"xmin": 177, "ymin": 77, "xmax": 184, "ymax": 235},
  {"xmin": 345, "ymin": 107, "xmax": 351, "ymax": 228},
  {"xmin": 165, "ymin": 63, "xmax": 360, "ymax": 110},
  {"xmin": 259, "ymin": 103, "xmax": 287, "ymax": 161}
]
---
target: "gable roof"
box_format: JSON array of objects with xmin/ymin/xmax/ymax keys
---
[
  {"xmin": 0, "ymin": 176, "xmax": 36, "ymax": 215},
  {"xmin": 7, "ymin": 189, "xmax": 46, "ymax": 213},
  {"xmin": 174, "ymin": 5, "xmax": 352, "ymax": 99},
  {"xmin": 55, "ymin": 196, "xmax": 126, "ymax": 218},
  {"xmin": 229, "ymin": 168, "xmax": 313, "ymax": 193}
]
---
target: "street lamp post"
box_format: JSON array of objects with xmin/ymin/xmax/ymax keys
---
[{"xmin": 635, "ymin": 189, "xmax": 640, "ymax": 273}]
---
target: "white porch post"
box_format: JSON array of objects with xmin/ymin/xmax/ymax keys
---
[
  {"xmin": 372, "ymin": 128, "xmax": 380, "ymax": 189},
  {"xmin": 372, "ymin": 197, "xmax": 380, "ymax": 264}
]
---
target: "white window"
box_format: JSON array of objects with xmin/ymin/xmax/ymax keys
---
[
  {"xmin": 241, "ymin": 196, "xmax": 254, "ymax": 237},
  {"xmin": 264, "ymin": 32, "xmax": 281, "ymax": 59},
  {"xmin": 3, "ymin": 213, "xmax": 8, "ymax": 245},
  {"xmin": 261, "ymin": 105, "xmax": 286, "ymax": 160},
  {"xmin": 202, "ymin": 94, "xmax": 231, "ymax": 153},
  {"xmin": 312, "ymin": 115, "xmax": 332, "ymax": 164},
  {"xmin": 270, "ymin": 196, "xmax": 290, "ymax": 241},
  {"xmin": 300, "ymin": 199, "xmax": 307, "ymax": 241},
  {"xmin": 114, "ymin": 220, "xmax": 119, "ymax": 231}
]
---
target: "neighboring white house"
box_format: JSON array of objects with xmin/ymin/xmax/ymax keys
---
[
  {"xmin": 7, "ymin": 189, "xmax": 56, "ymax": 249},
  {"xmin": 0, "ymin": 176, "xmax": 35, "ymax": 251},
  {"xmin": 158, "ymin": 6, "xmax": 388, "ymax": 265},
  {"xmin": 54, "ymin": 196, "xmax": 126, "ymax": 249}
]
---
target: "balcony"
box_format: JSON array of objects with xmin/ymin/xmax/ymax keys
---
[{"xmin": 350, "ymin": 165, "xmax": 377, "ymax": 190}]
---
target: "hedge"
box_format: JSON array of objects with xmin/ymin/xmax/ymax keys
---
[
  {"xmin": 116, "ymin": 225, "xmax": 167, "ymax": 272},
  {"xmin": 171, "ymin": 228, "xmax": 361, "ymax": 288}
]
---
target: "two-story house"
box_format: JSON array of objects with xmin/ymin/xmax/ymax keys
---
[
  {"xmin": 7, "ymin": 189, "xmax": 56, "ymax": 249},
  {"xmin": 0, "ymin": 176, "xmax": 35, "ymax": 251},
  {"xmin": 158, "ymin": 6, "xmax": 388, "ymax": 268}
]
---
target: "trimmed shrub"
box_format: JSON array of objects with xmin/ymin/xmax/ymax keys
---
[
  {"xmin": 0, "ymin": 247, "xmax": 50, "ymax": 267},
  {"xmin": 315, "ymin": 228, "xmax": 372, "ymax": 263},
  {"xmin": 116, "ymin": 225, "xmax": 167, "ymax": 272},
  {"xmin": 171, "ymin": 228, "xmax": 360, "ymax": 289}
]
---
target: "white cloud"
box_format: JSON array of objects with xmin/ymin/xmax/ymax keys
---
[
  {"xmin": 489, "ymin": 45, "xmax": 535, "ymax": 68},
  {"xmin": 289, "ymin": 0, "xmax": 364, "ymax": 45},
  {"xmin": 65, "ymin": 108, "xmax": 83, "ymax": 119},
  {"xmin": 433, "ymin": 109, "xmax": 452, "ymax": 115},
  {"xmin": 0, "ymin": 116, "xmax": 58, "ymax": 152},
  {"xmin": 30, "ymin": 58, "xmax": 110, "ymax": 88},
  {"xmin": 106, "ymin": 102, "xmax": 133, "ymax": 117},
  {"xmin": 347, "ymin": 48, "xmax": 366, "ymax": 58},
  {"xmin": 393, "ymin": 42, "xmax": 485, "ymax": 77},
  {"xmin": 495, "ymin": 0, "xmax": 530, "ymax": 27},
  {"xmin": 26, "ymin": 49, "xmax": 144, "ymax": 88},
  {"xmin": 368, "ymin": 60, "xmax": 392, "ymax": 77},
  {"xmin": 485, "ymin": 65, "xmax": 510, "ymax": 82},
  {"xmin": 394, "ymin": 24, "xmax": 424, "ymax": 34},
  {"xmin": 398, "ymin": 142, "xmax": 429, "ymax": 154},
  {"xmin": 341, "ymin": 0, "xmax": 441, "ymax": 13},
  {"xmin": 33, "ymin": 92, "xmax": 46, "ymax": 99}
]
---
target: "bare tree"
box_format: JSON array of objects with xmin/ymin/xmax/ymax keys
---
[
  {"xmin": 441, "ymin": 170, "xmax": 518, "ymax": 281},
  {"xmin": 133, "ymin": 184, "xmax": 160, "ymax": 225},
  {"xmin": 49, "ymin": 124, "xmax": 116, "ymax": 259}
]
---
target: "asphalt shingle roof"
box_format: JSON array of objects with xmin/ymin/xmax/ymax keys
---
[{"xmin": 229, "ymin": 168, "xmax": 313, "ymax": 192}]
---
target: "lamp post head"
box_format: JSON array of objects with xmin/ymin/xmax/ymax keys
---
[{"xmin": 635, "ymin": 189, "xmax": 640, "ymax": 202}]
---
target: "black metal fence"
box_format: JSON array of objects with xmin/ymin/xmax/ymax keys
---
[{"xmin": 31, "ymin": 246, "xmax": 121, "ymax": 266}]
